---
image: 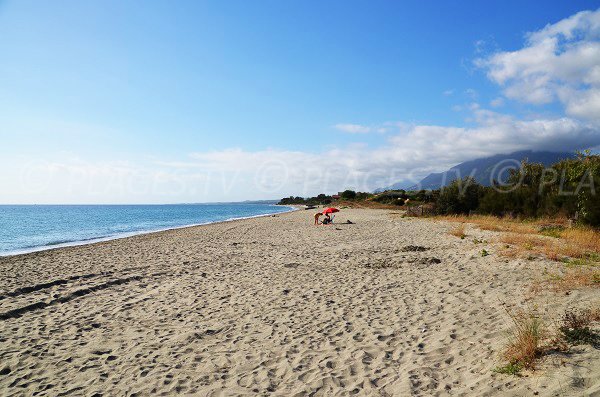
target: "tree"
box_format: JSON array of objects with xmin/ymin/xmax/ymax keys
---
[
  {"xmin": 340, "ymin": 190, "xmax": 357, "ymax": 200},
  {"xmin": 556, "ymin": 152, "xmax": 600, "ymax": 226},
  {"xmin": 436, "ymin": 177, "xmax": 481, "ymax": 215}
]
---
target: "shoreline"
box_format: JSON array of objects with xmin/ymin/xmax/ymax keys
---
[{"xmin": 0, "ymin": 205, "xmax": 297, "ymax": 259}]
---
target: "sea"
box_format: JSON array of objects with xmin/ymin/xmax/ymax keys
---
[{"xmin": 0, "ymin": 203, "xmax": 295, "ymax": 256}]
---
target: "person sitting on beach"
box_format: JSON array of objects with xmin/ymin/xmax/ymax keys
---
[
  {"xmin": 322, "ymin": 214, "xmax": 332, "ymax": 225},
  {"xmin": 314, "ymin": 212, "xmax": 322, "ymax": 225}
]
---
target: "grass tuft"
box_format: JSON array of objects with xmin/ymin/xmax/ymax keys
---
[
  {"xmin": 545, "ymin": 268, "xmax": 600, "ymax": 292},
  {"xmin": 449, "ymin": 223, "xmax": 467, "ymax": 239},
  {"xmin": 500, "ymin": 310, "xmax": 546, "ymax": 373},
  {"xmin": 539, "ymin": 226, "xmax": 564, "ymax": 238},
  {"xmin": 495, "ymin": 307, "xmax": 600, "ymax": 376}
]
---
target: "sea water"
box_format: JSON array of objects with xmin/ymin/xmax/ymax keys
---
[{"xmin": 0, "ymin": 203, "xmax": 294, "ymax": 256}]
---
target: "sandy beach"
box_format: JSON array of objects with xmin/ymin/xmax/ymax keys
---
[{"xmin": 1, "ymin": 208, "xmax": 598, "ymax": 396}]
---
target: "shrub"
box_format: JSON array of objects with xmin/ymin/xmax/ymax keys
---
[
  {"xmin": 436, "ymin": 177, "xmax": 482, "ymax": 215},
  {"xmin": 373, "ymin": 190, "xmax": 408, "ymax": 205},
  {"xmin": 559, "ymin": 309, "xmax": 600, "ymax": 346},
  {"xmin": 278, "ymin": 194, "xmax": 335, "ymax": 205},
  {"xmin": 555, "ymin": 152, "xmax": 600, "ymax": 226},
  {"xmin": 340, "ymin": 190, "xmax": 357, "ymax": 200},
  {"xmin": 355, "ymin": 191, "xmax": 374, "ymax": 201},
  {"xmin": 476, "ymin": 153, "xmax": 600, "ymax": 226}
]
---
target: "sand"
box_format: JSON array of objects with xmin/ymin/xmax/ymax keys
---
[{"xmin": 1, "ymin": 208, "xmax": 598, "ymax": 396}]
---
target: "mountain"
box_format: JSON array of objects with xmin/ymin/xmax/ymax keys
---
[
  {"xmin": 378, "ymin": 150, "xmax": 576, "ymax": 192},
  {"xmin": 374, "ymin": 181, "xmax": 415, "ymax": 192}
]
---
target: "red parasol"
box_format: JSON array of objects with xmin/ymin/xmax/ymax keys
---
[{"xmin": 322, "ymin": 207, "xmax": 339, "ymax": 214}]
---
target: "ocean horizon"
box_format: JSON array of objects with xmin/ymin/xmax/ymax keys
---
[{"xmin": 0, "ymin": 203, "xmax": 295, "ymax": 256}]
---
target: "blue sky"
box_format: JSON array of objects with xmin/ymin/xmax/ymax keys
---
[{"xmin": 1, "ymin": 1, "xmax": 600, "ymax": 203}]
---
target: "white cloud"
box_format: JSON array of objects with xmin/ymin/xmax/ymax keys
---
[
  {"xmin": 474, "ymin": 39, "xmax": 486, "ymax": 54},
  {"xmin": 476, "ymin": 8, "xmax": 600, "ymax": 121},
  {"xmin": 333, "ymin": 123, "xmax": 372, "ymax": 133},
  {"xmin": 561, "ymin": 86, "xmax": 600, "ymax": 119},
  {"xmin": 490, "ymin": 97, "xmax": 504, "ymax": 107},
  {"xmin": 443, "ymin": 89, "xmax": 454, "ymax": 96},
  {"xmin": 333, "ymin": 122, "xmax": 403, "ymax": 134},
  {"xmin": 465, "ymin": 88, "xmax": 479, "ymax": 99}
]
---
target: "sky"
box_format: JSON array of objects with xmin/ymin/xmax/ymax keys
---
[{"xmin": 1, "ymin": 0, "xmax": 599, "ymax": 203}]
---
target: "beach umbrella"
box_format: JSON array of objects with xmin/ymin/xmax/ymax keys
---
[{"xmin": 322, "ymin": 207, "xmax": 339, "ymax": 214}]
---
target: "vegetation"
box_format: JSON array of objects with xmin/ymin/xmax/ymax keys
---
[
  {"xmin": 278, "ymin": 194, "xmax": 334, "ymax": 206},
  {"xmin": 501, "ymin": 310, "xmax": 547, "ymax": 372},
  {"xmin": 449, "ymin": 223, "xmax": 467, "ymax": 238},
  {"xmin": 434, "ymin": 152, "xmax": 600, "ymax": 226},
  {"xmin": 278, "ymin": 189, "xmax": 436, "ymax": 207},
  {"xmin": 372, "ymin": 189, "xmax": 436, "ymax": 206},
  {"xmin": 340, "ymin": 189, "xmax": 357, "ymax": 200},
  {"xmin": 493, "ymin": 362, "xmax": 523, "ymax": 376},
  {"xmin": 436, "ymin": 177, "xmax": 481, "ymax": 215},
  {"xmin": 279, "ymin": 152, "xmax": 600, "ymax": 228},
  {"xmin": 278, "ymin": 191, "xmax": 380, "ymax": 206},
  {"xmin": 495, "ymin": 307, "xmax": 600, "ymax": 376},
  {"xmin": 542, "ymin": 267, "xmax": 600, "ymax": 292},
  {"xmin": 558, "ymin": 308, "xmax": 600, "ymax": 346}
]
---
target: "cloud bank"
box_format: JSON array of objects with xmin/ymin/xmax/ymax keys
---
[
  {"xmin": 5, "ymin": 9, "xmax": 600, "ymax": 203},
  {"xmin": 14, "ymin": 108, "xmax": 597, "ymax": 203}
]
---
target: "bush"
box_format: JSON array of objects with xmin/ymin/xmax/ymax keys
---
[
  {"xmin": 278, "ymin": 196, "xmax": 306, "ymax": 205},
  {"xmin": 373, "ymin": 190, "xmax": 408, "ymax": 205},
  {"xmin": 280, "ymin": 154, "xmax": 600, "ymax": 227},
  {"xmin": 559, "ymin": 309, "xmax": 600, "ymax": 346},
  {"xmin": 474, "ymin": 153, "xmax": 600, "ymax": 226},
  {"xmin": 277, "ymin": 193, "xmax": 333, "ymax": 205},
  {"xmin": 435, "ymin": 177, "xmax": 482, "ymax": 215},
  {"xmin": 340, "ymin": 190, "xmax": 357, "ymax": 200},
  {"xmin": 565, "ymin": 154, "xmax": 600, "ymax": 226},
  {"xmin": 355, "ymin": 191, "xmax": 374, "ymax": 201}
]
